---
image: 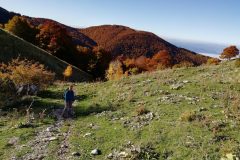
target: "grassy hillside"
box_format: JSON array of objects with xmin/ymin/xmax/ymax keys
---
[
  {"xmin": 0, "ymin": 29, "xmax": 92, "ymax": 81},
  {"xmin": 1, "ymin": 61, "xmax": 240, "ymax": 159}
]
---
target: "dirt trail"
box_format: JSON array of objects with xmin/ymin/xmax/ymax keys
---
[{"xmin": 11, "ymin": 109, "xmax": 73, "ymax": 160}]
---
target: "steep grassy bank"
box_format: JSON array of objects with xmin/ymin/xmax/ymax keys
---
[{"xmin": 0, "ymin": 29, "xmax": 92, "ymax": 81}]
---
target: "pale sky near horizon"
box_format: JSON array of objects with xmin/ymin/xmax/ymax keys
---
[{"xmin": 0, "ymin": 0, "xmax": 239, "ymax": 45}]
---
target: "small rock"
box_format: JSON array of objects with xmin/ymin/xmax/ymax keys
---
[
  {"xmin": 119, "ymin": 151, "xmax": 129, "ymax": 158},
  {"xmin": 61, "ymin": 144, "xmax": 68, "ymax": 148},
  {"xmin": 72, "ymin": 152, "xmax": 81, "ymax": 156},
  {"xmin": 170, "ymin": 83, "xmax": 183, "ymax": 90},
  {"xmin": 183, "ymin": 80, "xmax": 190, "ymax": 83},
  {"xmin": 91, "ymin": 149, "xmax": 101, "ymax": 155},
  {"xmin": 83, "ymin": 133, "xmax": 92, "ymax": 137},
  {"xmin": 107, "ymin": 153, "xmax": 113, "ymax": 159},
  {"xmin": 199, "ymin": 107, "xmax": 208, "ymax": 112},
  {"xmin": 7, "ymin": 137, "xmax": 19, "ymax": 146},
  {"xmin": 45, "ymin": 137, "xmax": 58, "ymax": 141},
  {"xmin": 46, "ymin": 127, "xmax": 52, "ymax": 132}
]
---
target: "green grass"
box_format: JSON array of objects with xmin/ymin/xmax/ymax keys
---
[
  {"xmin": 1, "ymin": 60, "xmax": 240, "ymax": 159},
  {"xmin": 0, "ymin": 29, "xmax": 92, "ymax": 81}
]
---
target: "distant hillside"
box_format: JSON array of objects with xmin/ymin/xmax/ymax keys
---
[
  {"xmin": 0, "ymin": 29, "xmax": 92, "ymax": 81},
  {"xmin": 0, "ymin": 7, "xmax": 209, "ymax": 71},
  {"xmin": 80, "ymin": 25, "xmax": 209, "ymax": 65},
  {"xmin": 167, "ymin": 38, "xmax": 228, "ymax": 55}
]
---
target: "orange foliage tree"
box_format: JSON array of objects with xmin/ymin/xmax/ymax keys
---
[
  {"xmin": 152, "ymin": 50, "xmax": 173, "ymax": 68},
  {"xmin": 106, "ymin": 60, "xmax": 124, "ymax": 80},
  {"xmin": 63, "ymin": 65, "xmax": 73, "ymax": 81},
  {"xmin": 220, "ymin": 46, "xmax": 239, "ymax": 60}
]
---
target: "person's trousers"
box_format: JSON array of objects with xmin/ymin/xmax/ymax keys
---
[{"xmin": 65, "ymin": 101, "xmax": 73, "ymax": 117}]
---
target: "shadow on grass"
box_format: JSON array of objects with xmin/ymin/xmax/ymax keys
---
[
  {"xmin": 37, "ymin": 90, "xmax": 64, "ymax": 100},
  {"xmin": 2, "ymin": 97, "xmax": 63, "ymax": 114},
  {"xmin": 75, "ymin": 103, "xmax": 116, "ymax": 117},
  {"xmin": 2, "ymin": 94, "xmax": 114, "ymax": 119}
]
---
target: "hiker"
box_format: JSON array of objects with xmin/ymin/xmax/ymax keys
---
[{"xmin": 63, "ymin": 85, "xmax": 75, "ymax": 118}]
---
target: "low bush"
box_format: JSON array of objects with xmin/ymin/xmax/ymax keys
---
[
  {"xmin": 0, "ymin": 58, "xmax": 55, "ymax": 108},
  {"xmin": 0, "ymin": 58, "xmax": 55, "ymax": 89},
  {"xmin": 136, "ymin": 106, "xmax": 149, "ymax": 116},
  {"xmin": 173, "ymin": 61, "xmax": 194, "ymax": 69},
  {"xmin": 207, "ymin": 58, "xmax": 221, "ymax": 65},
  {"xmin": 180, "ymin": 111, "xmax": 205, "ymax": 122},
  {"xmin": 106, "ymin": 60, "xmax": 124, "ymax": 80}
]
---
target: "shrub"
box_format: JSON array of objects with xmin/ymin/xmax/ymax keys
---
[
  {"xmin": 180, "ymin": 111, "xmax": 196, "ymax": 122},
  {"xmin": 106, "ymin": 60, "xmax": 124, "ymax": 80},
  {"xmin": 207, "ymin": 58, "xmax": 221, "ymax": 65},
  {"xmin": 180, "ymin": 111, "xmax": 205, "ymax": 122},
  {"xmin": 173, "ymin": 61, "xmax": 194, "ymax": 69},
  {"xmin": 136, "ymin": 106, "xmax": 149, "ymax": 116},
  {"xmin": 128, "ymin": 67, "xmax": 140, "ymax": 75},
  {"xmin": 0, "ymin": 79, "xmax": 16, "ymax": 108},
  {"xmin": 63, "ymin": 65, "xmax": 73, "ymax": 81},
  {"xmin": 0, "ymin": 58, "xmax": 55, "ymax": 89},
  {"xmin": 235, "ymin": 58, "xmax": 240, "ymax": 67}
]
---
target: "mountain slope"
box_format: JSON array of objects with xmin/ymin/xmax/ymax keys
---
[
  {"xmin": 1, "ymin": 60, "xmax": 240, "ymax": 159},
  {"xmin": 0, "ymin": 29, "xmax": 92, "ymax": 81},
  {"xmin": 0, "ymin": 7, "xmax": 209, "ymax": 68},
  {"xmin": 80, "ymin": 25, "xmax": 209, "ymax": 65}
]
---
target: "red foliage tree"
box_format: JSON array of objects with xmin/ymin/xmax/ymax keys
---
[
  {"xmin": 36, "ymin": 21, "xmax": 75, "ymax": 61},
  {"xmin": 220, "ymin": 46, "xmax": 239, "ymax": 60},
  {"xmin": 152, "ymin": 50, "xmax": 173, "ymax": 68}
]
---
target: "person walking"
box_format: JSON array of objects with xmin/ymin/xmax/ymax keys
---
[{"xmin": 63, "ymin": 85, "xmax": 75, "ymax": 118}]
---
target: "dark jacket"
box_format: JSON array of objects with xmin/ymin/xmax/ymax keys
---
[{"xmin": 64, "ymin": 89, "xmax": 75, "ymax": 102}]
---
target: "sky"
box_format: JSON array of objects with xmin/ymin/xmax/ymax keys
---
[{"xmin": 0, "ymin": 0, "xmax": 239, "ymax": 45}]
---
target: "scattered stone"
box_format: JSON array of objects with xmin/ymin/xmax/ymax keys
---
[
  {"xmin": 107, "ymin": 153, "xmax": 114, "ymax": 159},
  {"xmin": 199, "ymin": 107, "xmax": 208, "ymax": 112},
  {"xmin": 170, "ymin": 83, "xmax": 183, "ymax": 90},
  {"xmin": 119, "ymin": 151, "xmax": 129, "ymax": 158},
  {"xmin": 107, "ymin": 143, "xmax": 159, "ymax": 159},
  {"xmin": 7, "ymin": 137, "xmax": 19, "ymax": 146},
  {"xmin": 123, "ymin": 112, "xmax": 155, "ymax": 130},
  {"xmin": 61, "ymin": 144, "xmax": 68, "ymax": 148},
  {"xmin": 88, "ymin": 123, "xmax": 100, "ymax": 130},
  {"xmin": 83, "ymin": 132, "xmax": 92, "ymax": 137},
  {"xmin": 49, "ymin": 137, "xmax": 58, "ymax": 141},
  {"xmin": 16, "ymin": 84, "xmax": 38, "ymax": 96},
  {"xmin": 91, "ymin": 149, "xmax": 101, "ymax": 155},
  {"xmin": 72, "ymin": 152, "xmax": 81, "ymax": 157},
  {"xmin": 43, "ymin": 136, "xmax": 58, "ymax": 142},
  {"xmin": 183, "ymin": 80, "xmax": 190, "ymax": 83}
]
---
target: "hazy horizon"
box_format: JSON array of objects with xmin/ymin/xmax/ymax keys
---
[{"xmin": 0, "ymin": 0, "xmax": 239, "ymax": 46}]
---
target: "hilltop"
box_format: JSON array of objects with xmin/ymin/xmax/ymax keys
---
[
  {"xmin": 0, "ymin": 7, "xmax": 209, "ymax": 72},
  {"xmin": 80, "ymin": 25, "xmax": 208, "ymax": 65},
  {"xmin": 1, "ymin": 60, "xmax": 240, "ymax": 159},
  {"xmin": 0, "ymin": 29, "xmax": 92, "ymax": 81}
]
